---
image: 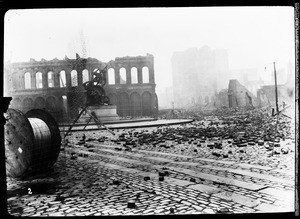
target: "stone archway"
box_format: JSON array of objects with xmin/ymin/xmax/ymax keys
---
[
  {"xmin": 82, "ymin": 69, "xmax": 89, "ymax": 83},
  {"xmin": 118, "ymin": 92, "xmax": 130, "ymax": 117},
  {"xmin": 108, "ymin": 68, "xmax": 115, "ymax": 85},
  {"xmin": 34, "ymin": 96, "xmax": 46, "ymax": 109},
  {"xmin": 142, "ymin": 91, "xmax": 152, "ymax": 117},
  {"xmin": 24, "ymin": 72, "xmax": 31, "ymax": 89},
  {"xmin": 35, "ymin": 72, "xmax": 43, "ymax": 89},
  {"xmin": 153, "ymin": 93, "xmax": 158, "ymax": 116},
  {"xmin": 59, "ymin": 70, "xmax": 67, "ymax": 87},
  {"xmin": 130, "ymin": 92, "xmax": 141, "ymax": 117},
  {"xmin": 47, "ymin": 71, "xmax": 54, "ymax": 88},
  {"xmin": 23, "ymin": 97, "xmax": 34, "ymax": 113},
  {"xmin": 142, "ymin": 66, "xmax": 149, "ymax": 83},
  {"xmin": 46, "ymin": 96, "xmax": 57, "ymax": 111},
  {"xmin": 108, "ymin": 93, "xmax": 118, "ymax": 106},
  {"xmin": 71, "ymin": 70, "xmax": 78, "ymax": 87},
  {"xmin": 119, "ymin": 68, "xmax": 127, "ymax": 84},
  {"xmin": 131, "ymin": 67, "xmax": 138, "ymax": 84}
]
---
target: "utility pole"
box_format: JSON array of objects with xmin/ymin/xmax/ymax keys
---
[
  {"xmin": 273, "ymin": 62, "xmax": 279, "ymax": 114},
  {"xmin": 272, "ymin": 62, "xmax": 279, "ymax": 157},
  {"xmin": 171, "ymin": 101, "xmax": 175, "ymax": 118}
]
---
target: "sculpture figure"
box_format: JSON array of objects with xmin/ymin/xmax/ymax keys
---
[{"xmin": 83, "ymin": 66, "xmax": 110, "ymax": 106}]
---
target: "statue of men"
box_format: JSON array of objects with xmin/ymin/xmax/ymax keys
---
[
  {"xmin": 83, "ymin": 66, "xmax": 109, "ymax": 106},
  {"xmin": 91, "ymin": 66, "xmax": 107, "ymax": 87}
]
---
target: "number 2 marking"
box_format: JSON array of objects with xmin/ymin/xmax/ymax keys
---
[{"xmin": 28, "ymin": 188, "xmax": 32, "ymax": 194}]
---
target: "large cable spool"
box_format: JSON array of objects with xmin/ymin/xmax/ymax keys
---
[{"xmin": 4, "ymin": 108, "xmax": 61, "ymax": 178}]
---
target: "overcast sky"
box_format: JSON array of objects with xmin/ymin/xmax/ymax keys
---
[{"xmin": 4, "ymin": 7, "xmax": 295, "ymax": 91}]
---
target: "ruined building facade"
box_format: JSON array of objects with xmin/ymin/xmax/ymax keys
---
[
  {"xmin": 257, "ymin": 61, "xmax": 295, "ymax": 108},
  {"xmin": 4, "ymin": 54, "xmax": 158, "ymax": 122},
  {"xmin": 228, "ymin": 80, "xmax": 258, "ymax": 108},
  {"xmin": 171, "ymin": 46, "xmax": 229, "ymax": 108}
]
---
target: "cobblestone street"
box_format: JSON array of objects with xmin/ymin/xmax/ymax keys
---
[{"xmin": 6, "ymin": 112, "xmax": 296, "ymax": 216}]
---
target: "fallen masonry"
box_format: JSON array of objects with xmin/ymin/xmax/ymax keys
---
[{"xmin": 6, "ymin": 107, "xmax": 295, "ymax": 216}]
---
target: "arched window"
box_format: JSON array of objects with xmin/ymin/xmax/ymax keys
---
[
  {"xmin": 48, "ymin": 71, "xmax": 54, "ymax": 88},
  {"xmin": 142, "ymin": 66, "xmax": 149, "ymax": 83},
  {"xmin": 24, "ymin": 72, "xmax": 31, "ymax": 89},
  {"xmin": 120, "ymin": 68, "xmax": 126, "ymax": 84},
  {"xmin": 131, "ymin": 67, "xmax": 138, "ymax": 84},
  {"xmin": 82, "ymin": 69, "xmax": 89, "ymax": 83},
  {"xmin": 71, "ymin": 70, "xmax": 78, "ymax": 87},
  {"xmin": 36, "ymin": 72, "xmax": 43, "ymax": 89},
  {"xmin": 59, "ymin": 70, "xmax": 66, "ymax": 87},
  {"xmin": 108, "ymin": 68, "xmax": 115, "ymax": 85}
]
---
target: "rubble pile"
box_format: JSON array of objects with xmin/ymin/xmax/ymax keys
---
[
  {"xmin": 122, "ymin": 108, "xmax": 291, "ymax": 143},
  {"xmin": 68, "ymin": 107, "xmax": 295, "ymax": 168},
  {"xmin": 111, "ymin": 108, "xmax": 294, "ymax": 168},
  {"xmin": 7, "ymin": 107, "xmax": 295, "ymax": 216}
]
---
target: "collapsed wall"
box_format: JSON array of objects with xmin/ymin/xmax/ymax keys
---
[
  {"xmin": 228, "ymin": 80, "xmax": 258, "ymax": 108},
  {"xmin": 257, "ymin": 84, "xmax": 294, "ymax": 108}
]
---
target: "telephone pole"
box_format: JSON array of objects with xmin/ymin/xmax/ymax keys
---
[
  {"xmin": 273, "ymin": 62, "xmax": 279, "ymax": 113},
  {"xmin": 272, "ymin": 62, "xmax": 279, "ymax": 157},
  {"xmin": 171, "ymin": 101, "xmax": 175, "ymax": 118}
]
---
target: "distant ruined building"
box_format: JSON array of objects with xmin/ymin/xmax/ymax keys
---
[
  {"xmin": 171, "ymin": 46, "xmax": 230, "ymax": 108},
  {"xmin": 4, "ymin": 54, "xmax": 158, "ymax": 122},
  {"xmin": 227, "ymin": 80, "xmax": 258, "ymax": 108},
  {"xmin": 257, "ymin": 61, "xmax": 295, "ymax": 108}
]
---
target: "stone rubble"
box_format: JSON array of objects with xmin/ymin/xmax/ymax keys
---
[{"xmin": 6, "ymin": 107, "xmax": 295, "ymax": 216}]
